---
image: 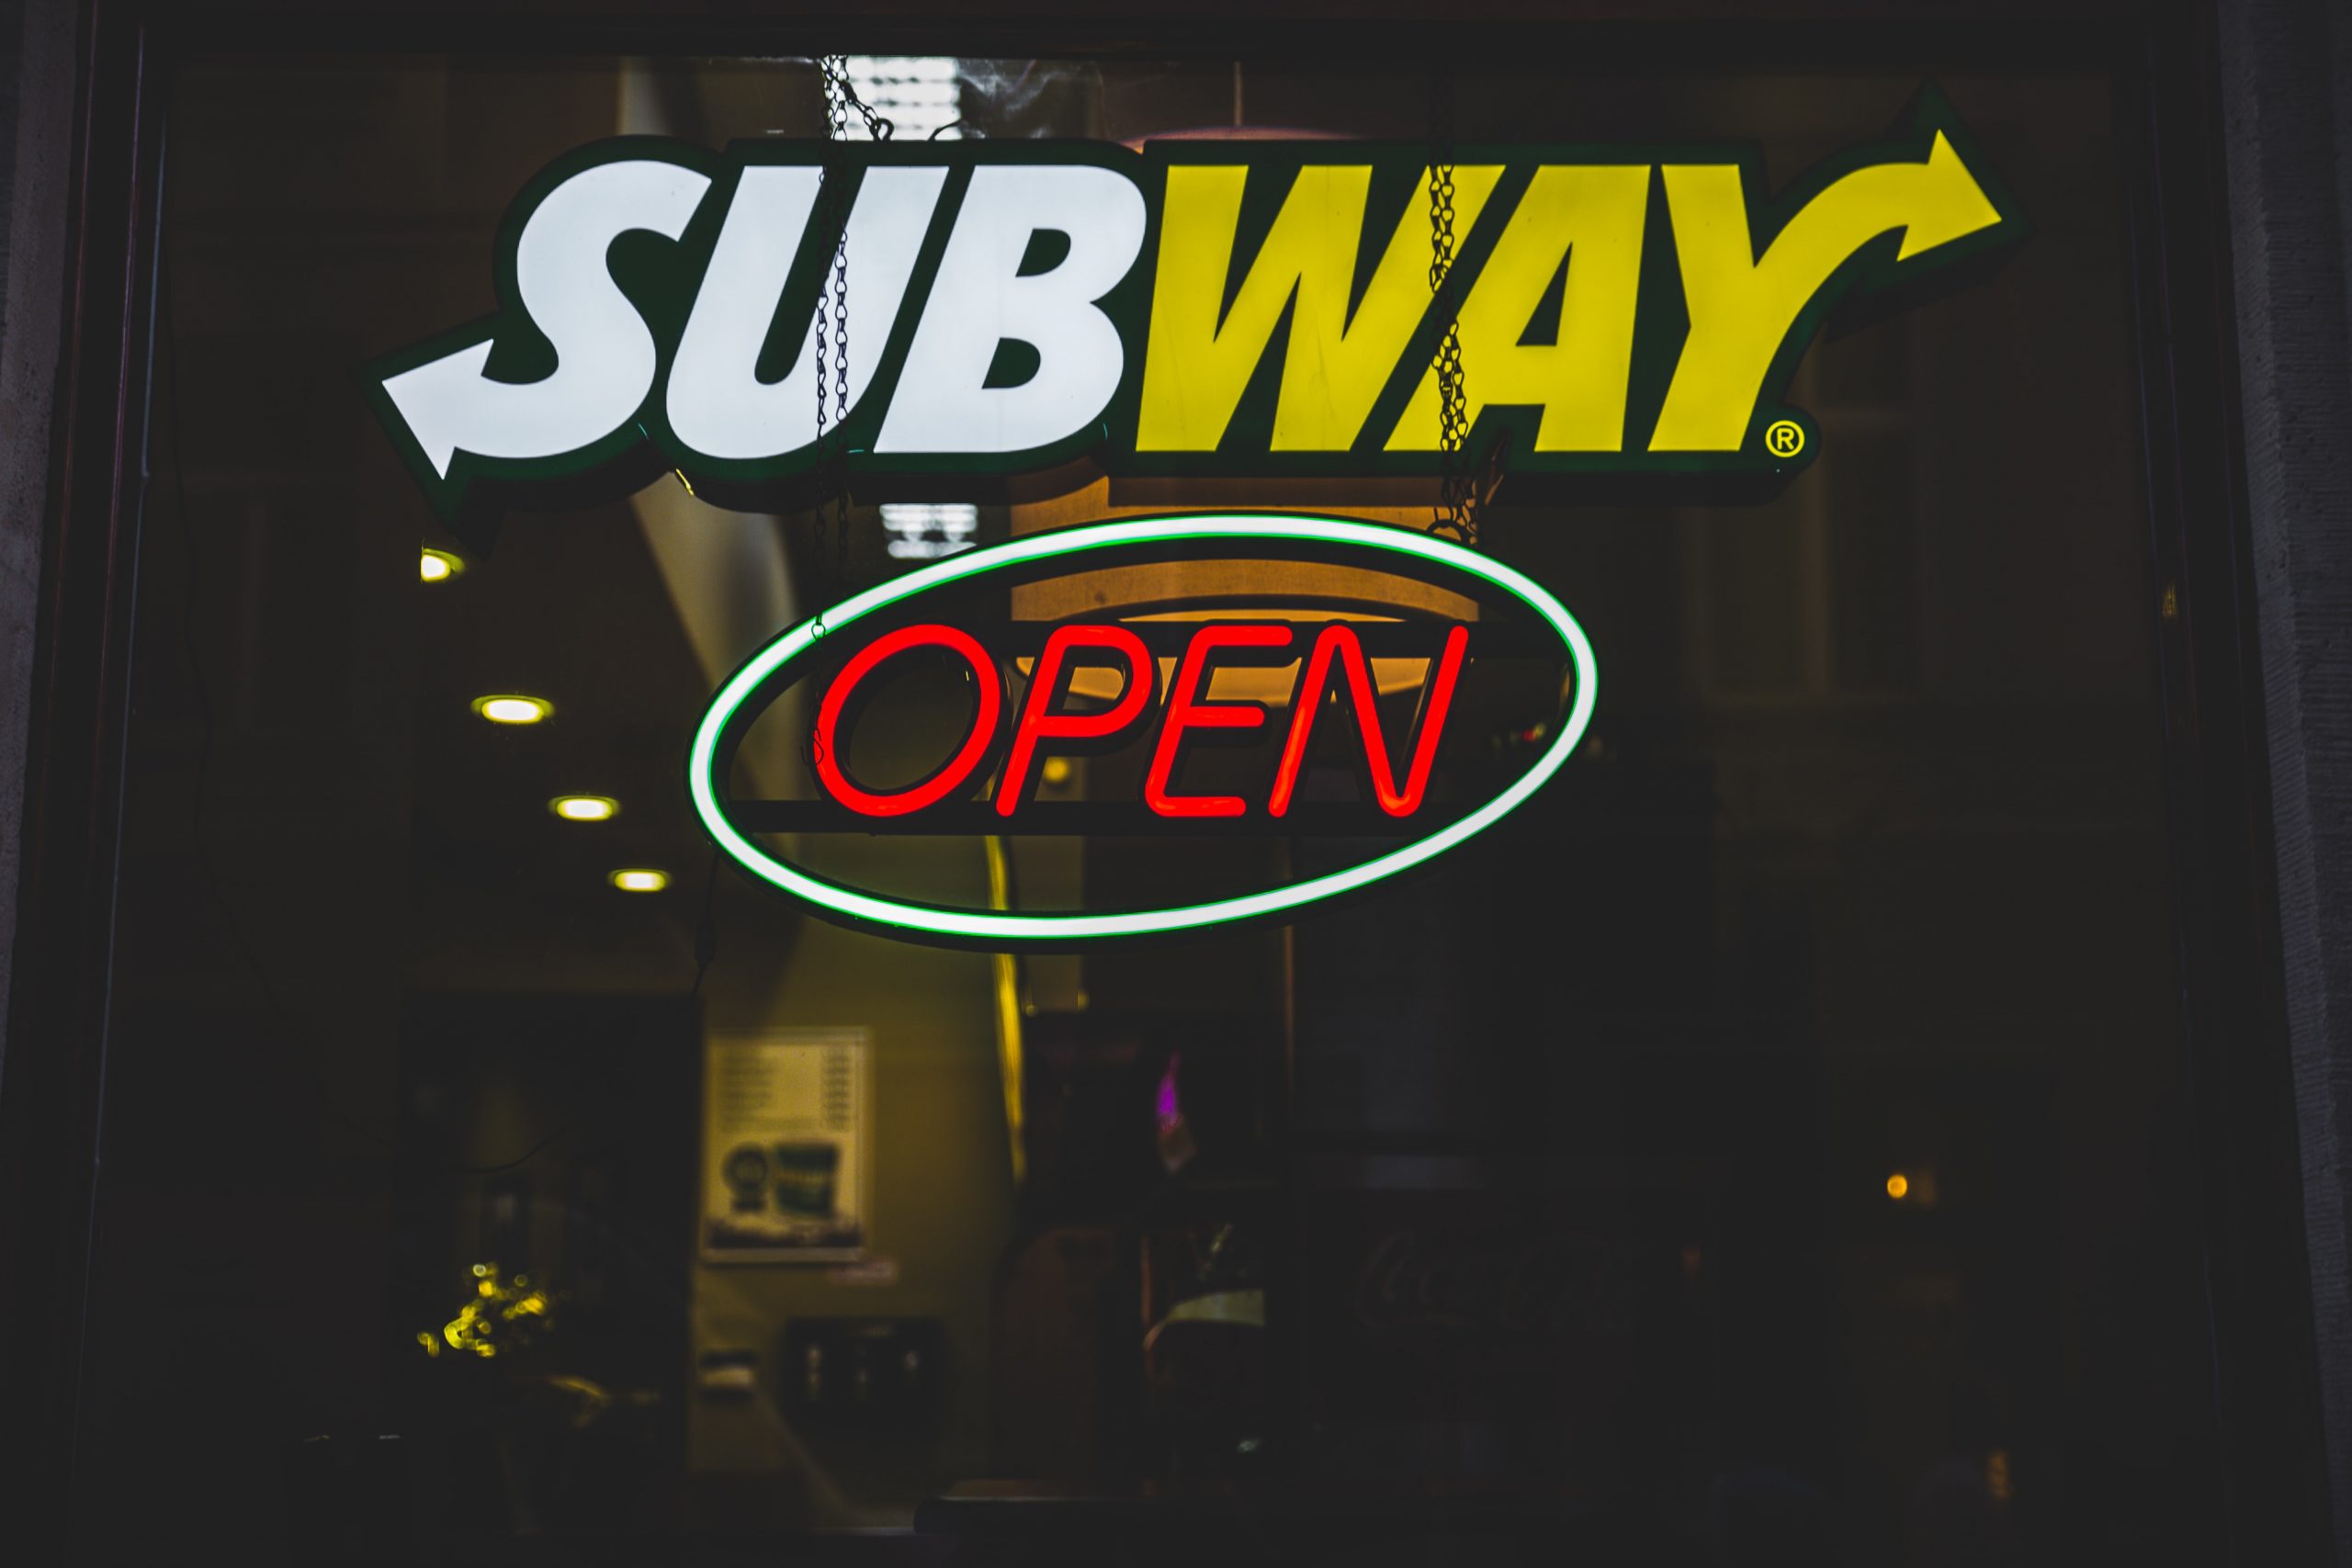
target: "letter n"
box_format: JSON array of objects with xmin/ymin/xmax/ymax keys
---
[{"xmin": 1270, "ymin": 624, "xmax": 1468, "ymax": 816}]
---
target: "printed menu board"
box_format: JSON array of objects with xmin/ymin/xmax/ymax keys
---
[{"xmin": 702, "ymin": 1029, "xmax": 871, "ymax": 1263}]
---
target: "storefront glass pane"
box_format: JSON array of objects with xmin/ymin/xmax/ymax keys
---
[{"xmin": 78, "ymin": 48, "xmax": 2212, "ymax": 1564}]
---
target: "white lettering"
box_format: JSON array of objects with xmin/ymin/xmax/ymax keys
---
[
  {"xmin": 875, "ymin": 164, "xmax": 1145, "ymax": 456},
  {"xmin": 667, "ymin": 164, "xmax": 947, "ymax": 460},
  {"xmin": 381, "ymin": 160, "xmax": 710, "ymax": 477}
]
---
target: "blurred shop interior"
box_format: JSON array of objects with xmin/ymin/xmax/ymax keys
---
[{"xmin": 76, "ymin": 47, "xmax": 2223, "ymax": 1567}]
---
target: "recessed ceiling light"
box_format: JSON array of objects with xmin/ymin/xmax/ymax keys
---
[
  {"xmin": 472, "ymin": 694, "xmax": 552, "ymax": 725},
  {"xmin": 609, "ymin": 869, "xmax": 669, "ymax": 893},
  {"xmin": 420, "ymin": 548, "xmax": 464, "ymax": 582},
  {"xmin": 550, "ymin": 795, "xmax": 619, "ymax": 822}
]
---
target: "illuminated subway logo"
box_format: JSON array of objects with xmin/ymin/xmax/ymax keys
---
[
  {"xmin": 364, "ymin": 91, "xmax": 2020, "ymax": 519},
  {"xmin": 687, "ymin": 515, "xmax": 1598, "ymax": 945}
]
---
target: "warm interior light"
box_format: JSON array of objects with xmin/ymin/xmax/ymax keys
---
[
  {"xmin": 419, "ymin": 547, "xmax": 464, "ymax": 582},
  {"xmin": 610, "ymin": 869, "xmax": 670, "ymax": 893},
  {"xmin": 473, "ymin": 694, "xmax": 552, "ymax": 725},
  {"xmin": 1885, "ymin": 1173, "xmax": 1911, "ymax": 1201},
  {"xmin": 550, "ymin": 795, "xmax": 619, "ymax": 821}
]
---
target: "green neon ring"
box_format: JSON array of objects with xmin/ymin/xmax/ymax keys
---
[{"xmin": 687, "ymin": 513, "xmax": 1599, "ymax": 943}]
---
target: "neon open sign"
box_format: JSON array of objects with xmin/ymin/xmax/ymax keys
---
[
  {"xmin": 689, "ymin": 515, "xmax": 1597, "ymax": 945},
  {"xmin": 808, "ymin": 618, "xmax": 1466, "ymax": 823}
]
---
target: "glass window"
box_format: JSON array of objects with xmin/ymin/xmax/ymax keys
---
[{"xmin": 78, "ymin": 46, "xmax": 2212, "ymax": 1564}]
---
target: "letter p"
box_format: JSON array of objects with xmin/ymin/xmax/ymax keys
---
[{"xmin": 995, "ymin": 625, "xmax": 1156, "ymax": 815}]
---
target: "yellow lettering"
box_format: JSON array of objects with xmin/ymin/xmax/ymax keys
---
[
  {"xmin": 1138, "ymin": 164, "xmax": 1500, "ymax": 452},
  {"xmin": 1385, "ymin": 164, "xmax": 1650, "ymax": 453},
  {"xmin": 1649, "ymin": 131, "xmax": 2003, "ymax": 451}
]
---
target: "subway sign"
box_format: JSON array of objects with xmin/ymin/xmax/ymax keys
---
[
  {"xmin": 688, "ymin": 514, "xmax": 1597, "ymax": 945},
  {"xmin": 364, "ymin": 90, "xmax": 2019, "ymax": 520}
]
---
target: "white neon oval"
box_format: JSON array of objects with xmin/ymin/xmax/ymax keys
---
[{"xmin": 687, "ymin": 513, "xmax": 1599, "ymax": 943}]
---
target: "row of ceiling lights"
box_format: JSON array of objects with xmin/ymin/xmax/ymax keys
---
[{"xmin": 425, "ymin": 547, "xmax": 670, "ymax": 895}]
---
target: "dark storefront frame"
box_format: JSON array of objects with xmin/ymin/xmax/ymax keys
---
[{"xmin": 0, "ymin": 3, "xmax": 2330, "ymax": 1562}]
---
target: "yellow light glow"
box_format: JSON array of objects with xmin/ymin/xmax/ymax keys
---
[
  {"xmin": 984, "ymin": 835, "xmax": 1025, "ymax": 1188},
  {"xmin": 420, "ymin": 547, "xmax": 464, "ymax": 582},
  {"xmin": 1040, "ymin": 757, "xmax": 1073, "ymax": 787},
  {"xmin": 610, "ymin": 869, "xmax": 669, "ymax": 893},
  {"xmin": 473, "ymin": 694, "xmax": 552, "ymax": 725},
  {"xmin": 1885, "ymin": 1173, "xmax": 1910, "ymax": 1201},
  {"xmin": 550, "ymin": 795, "xmax": 619, "ymax": 822}
]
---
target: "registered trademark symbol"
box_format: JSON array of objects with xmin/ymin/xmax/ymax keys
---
[{"xmin": 1764, "ymin": 419, "xmax": 1806, "ymax": 459}]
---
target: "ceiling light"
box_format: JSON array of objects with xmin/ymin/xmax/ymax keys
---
[
  {"xmin": 836, "ymin": 57, "xmax": 963, "ymax": 141},
  {"xmin": 609, "ymin": 869, "xmax": 670, "ymax": 893},
  {"xmin": 881, "ymin": 502, "xmax": 979, "ymax": 559},
  {"xmin": 420, "ymin": 548, "xmax": 464, "ymax": 582},
  {"xmin": 550, "ymin": 795, "xmax": 619, "ymax": 821},
  {"xmin": 473, "ymin": 694, "xmax": 552, "ymax": 725}
]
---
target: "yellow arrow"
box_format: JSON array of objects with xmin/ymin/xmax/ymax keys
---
[{"xmin": 1648, "ymin": 130, "xmax": 2006, "ymax": 452}]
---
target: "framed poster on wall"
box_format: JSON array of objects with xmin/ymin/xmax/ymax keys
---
[{"xmin": 701, "ymin": 1029, "xmax": 872, "ymax": 1263}]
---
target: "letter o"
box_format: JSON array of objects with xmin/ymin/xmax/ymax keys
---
[{"xmin": 813, "ymin": 624, "xmax": 1003, "ymax": 817}]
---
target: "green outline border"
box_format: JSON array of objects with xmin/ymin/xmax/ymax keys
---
[{"xmin": 686, "ymin": 513, "xmax": 1598, "ymax": 946}]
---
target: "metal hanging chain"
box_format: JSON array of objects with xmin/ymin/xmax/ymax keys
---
[
  {"xmin": 820, "ymin": 54, "xmax": 896, "ymax": 141},
  {"xmin": 1427, "ymin": 71, "xmax": 1476, "ymax": 547},
  {"xmin": 812, "ymin": 58, "xmax": 896, "ymax": 601}
]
